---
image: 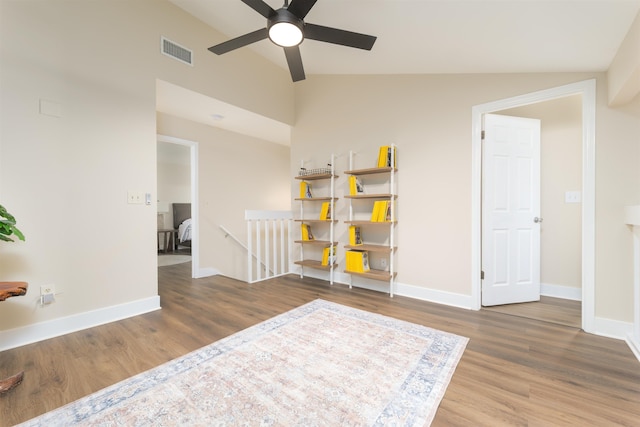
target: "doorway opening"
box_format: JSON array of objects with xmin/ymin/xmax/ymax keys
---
[
  {"xmin": 157, "ymin": 134, "xmax": 199, "ymax": 279},
  {"xmin": 471, "ymin": 79, "xmax": 596, "ymax": 333}
]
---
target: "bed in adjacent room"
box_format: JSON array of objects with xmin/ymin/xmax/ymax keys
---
[{"xmin": 172, "ymin": 203, "xmax": 192, "ymax": 251}]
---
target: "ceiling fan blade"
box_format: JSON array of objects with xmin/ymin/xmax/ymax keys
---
[
  {"xmin": 284, "ymin": 46, "xmax": 305, "ymax": 82},
  {"xmin": 241, "ymin": 0, "xmax": 276, "ymax": 18},
  {"xmin": 208, "ymin": 28, "xmax": 268, "ymax": 55},
  {"xmin": 304, "ymin": 23, "xmax": 377, "ymax": 50},
  {"xmin": 287, "ymin": 0, "xmax": 318, "ymax": 19}
]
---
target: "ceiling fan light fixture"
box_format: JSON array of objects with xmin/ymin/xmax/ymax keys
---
[{"xmin": 268, "ymin": 10, "xmax": 303, "ymax": 47}]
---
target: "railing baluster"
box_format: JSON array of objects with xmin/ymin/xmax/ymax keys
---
[
  {"xmin": 237, "ymin": 210, "xmax": 293, "ymax": 284},
  {"xmin": 247, "ymin": 220, "xmax": 253, "ymax": 283}
]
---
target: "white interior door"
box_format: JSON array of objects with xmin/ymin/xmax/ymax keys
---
[{"xmin": 482, "ymin": 113, "xmax": 541, "ymax": 306}]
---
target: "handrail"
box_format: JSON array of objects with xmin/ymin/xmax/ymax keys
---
[
  {"xmin": 218, "ymin": 225, "xmax": 272, "ymax": 275},
  {"xmin": 219, "ymin": 224, "xmax": 247, "ymax": 251}
]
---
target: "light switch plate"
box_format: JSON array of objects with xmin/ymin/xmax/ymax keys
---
[
  {"xmin": 128, "ymin": 190, "xmax": 144, "ymax": 204},
  {"xmin": 565, "ymin": 191, "xmax": 581, "ymax": 203}
]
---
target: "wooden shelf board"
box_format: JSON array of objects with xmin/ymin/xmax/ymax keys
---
[
  {"xmin": 344, "ymin": 194, "xmax": 397, "ymax": 200},
  {"xmin": 294, "ymin": 197, "xmax": 337, "ymax": 201},
  {"xmin": 344, "ymin": 269, "xmax": 397, "ymax": 281},
  {"xmin": 344, "ymin": 244, "xmax": 396, "ymax": 253},
  {"xmin": 294, "ymin": 240, "xmax": 334, "ymax": 245},
  {"xmin": 344, "ymin": 220, "xmax": 397, "ymax": 225},
  {"xmin": 295, "ymin": 173, "xmax": 338, "ymax": 180},
  {"xmin": 344, "ymin": 167, "xmax": 396, "ymax": 176},
  {"xmin": 295, "ymin": 219, "xmax": 338, "ymax": 223},
  {"xmin": 295, "ymin": 260, "xmax": 337, "ymax": 270}
]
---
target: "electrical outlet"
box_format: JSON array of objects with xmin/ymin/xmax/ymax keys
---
[
  {"xmin": 40, "ymin": 284, "xmax": 56, "ymax": 305},
  {"xmin": 40, "ymin": 284, "xmax": 55, "ymax": 296}
]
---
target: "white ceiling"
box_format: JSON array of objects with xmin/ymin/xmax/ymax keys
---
[{"xmin": 159, "ymin": 0, "xmax": 640, "ymax": 145}]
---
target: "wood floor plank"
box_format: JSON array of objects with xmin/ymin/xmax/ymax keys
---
[
  {"xmin": 483, "ymin": 296, "xmax": 581, "ymax": 328},
  {"xmin": 1, "ymin": 263, "xmax": 638, "ymax": 426}
]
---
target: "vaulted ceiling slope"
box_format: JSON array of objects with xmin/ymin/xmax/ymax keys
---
[
  {"xmin": 159, "ymin": 1, "xmax": 639, "ymax": 145},
  {"xmin": 170, "ymin": 0, "xmax": 640, "ymax": 75}
]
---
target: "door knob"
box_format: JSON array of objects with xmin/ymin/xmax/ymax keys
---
[{"xmin": 534, "ymin": 217, "xmax": 543, "ymax": 223}]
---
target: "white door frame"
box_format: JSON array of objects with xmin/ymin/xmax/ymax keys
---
[
  {"xmin": 157, "ymin": 134, "xmax": 200, "ymax": 279},
  {"xmin": 471, "ymin": 79, "xmax": 596, "ymax": 333}
]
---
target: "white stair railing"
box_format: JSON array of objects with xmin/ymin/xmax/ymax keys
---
[
  {"xmin": 245, "ymin": 210, "xmax": 293, "ymax": 283},
  {"xmin": 219, "ymin": 224, "xmax": 271, "ymax": 275}
]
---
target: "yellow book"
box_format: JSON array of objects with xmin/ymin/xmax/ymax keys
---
[
  {"xmin": 346, "ymin": 250, "xmax": 356, "ymax": 271},
  {"xmin": 299, "ymin": 181, "xmax": 312, "ymax": 198},
  {"xmin": 319, "ymin": 201, "xmax": 331, "ymax": 220},
  {"xmin": 301, "ymin": 224, "xmax": 314, "ymax": 241},
  {"xmin": 377, "ymin": 200, "xmax": 389, "ymax": 222},
  {"xmin": 371, "ymin": 201, "xmax": 382, "ymax": 222},
  {"xmin": 383, "ymin": 200, "xmax": 395, "ymax": 222},
  {"xmin": 377, "ymin": 145, "xmax": 389, "ymax": 168},
  {"xmin": 349, "ymin": 250, "xmax": 370, "ymax": 273},
  {"xmin": 388, "ymin": 146, "xmax": 397, "ymax": 168},
  {"xmin": 349, "ymin": 175, "xmax": 356, "ymax": 195},
  {"xmin": 351, "ymin": 251, "xmax": 361, "ymax": 272},
  {"xmin": 321, "ymin": 245, "xmax": 336, "ymax": 266},
  {"xmin": 377, "ymin": 201, "xmax": 390, "ymax": 222},
  {"xmin": 360, "ymin": 251, "xmax": 370, "ymax": 272},
  {"xmin": 349, "ymin": 176, "xmax": 364, "ymax": 196},
  {"xmin": 349, "ymin": 225, "xmax": 363, "ymax": 246},
  {"xmin": 322, "ymin": 247, "xmax": 329, "ymax": 265}
]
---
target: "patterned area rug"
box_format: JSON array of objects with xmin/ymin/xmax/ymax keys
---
[
  {"xmin": 157, "ymin": 254, "xmax": 191, "ymax": 267},
  {"xmin": 19, "ymin": 300, "xmax": 468, "ymax": 426}
]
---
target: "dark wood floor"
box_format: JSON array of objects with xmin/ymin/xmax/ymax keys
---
[
  {"xmin": 1, "ymin": 263, "xmax": 639, "ymax": 426},
  {"xmin": 483, "ymin": 295, "xmax": 582, "ymax": 328}
]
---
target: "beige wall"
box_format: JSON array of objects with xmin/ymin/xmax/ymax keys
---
[
  {"xmin": 157, "ymin": 113, "xmax": 291, "ymax": 280},
  {"xmin": 0, "ymin": 0, "xmax": 293, "ymax": 333},
  {"xmin": 293, "ymin": 73, "xmax": 640, "ymax": 323},
  {"xmin": 499, "ymin": 95, "xmax": 583, "ymax": 292}
]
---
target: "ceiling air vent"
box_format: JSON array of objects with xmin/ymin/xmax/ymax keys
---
[{"xmin": 161, "ymin": 37, "xmax": 193, "ymax": 66}]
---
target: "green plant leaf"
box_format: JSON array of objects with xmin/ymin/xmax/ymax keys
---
[{"xmin": 0, "ymin": 204, "xmax": 25, "ymax": 242}]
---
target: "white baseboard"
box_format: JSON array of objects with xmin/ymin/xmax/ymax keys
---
[
  {"xmin": 196, "ymin": 267, "xmax": 219, "ymax": 278},
  {"xmin": 625, "ymin": 334, "xmax": 640, "ymax": 363},
  {"xmin": 540, "ymin": 282, "xmax": 582, "ymax": 301},
  {"xmin": 291, "ymin": 268, "xmax": 390, "ymax": 294},
  {"xmin": 0, "ymin": 296, "xmax": 161, "ymax": 352},
  {"xmin": 395, "ymin": 282, "xmax": 474, "ymax": 310},
  {"xmin": 290, "ymin": 267, "xmax": 473, "ymax": 309},
  {"xmin": 592, "ymin": 316, "xmax": 633, "ymax": 341}
]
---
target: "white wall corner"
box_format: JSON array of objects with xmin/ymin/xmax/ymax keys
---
[
  {"xmin": 0, "ymin": 296, "xmax": 161, "ymax": 352},
  {"xmin": 607, "ymin": 11, "xmax": 640, "ymax": 106}
]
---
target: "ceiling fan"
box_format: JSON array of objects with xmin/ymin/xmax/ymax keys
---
[{"xmin": 208, "ymin": 0, "xmax": 377, "ymax": 82}]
